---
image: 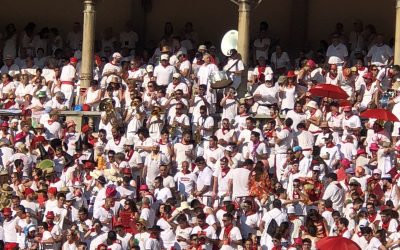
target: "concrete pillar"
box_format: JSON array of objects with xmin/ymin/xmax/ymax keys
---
[
  {"xmin": 80, "ymin": 0, "xmax": 96, "ymax": 101},
  {"xmin": 237, "ymin": 0, "xmax": 251, "ymax": 65},
  {"xmin": 395, "ymin": 0, "xmax": 400, "ymax": 64}
]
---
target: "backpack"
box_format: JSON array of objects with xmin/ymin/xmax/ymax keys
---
[{"xmin": 266, "ymin": 218, "xmax": 279, "ymax": 236}]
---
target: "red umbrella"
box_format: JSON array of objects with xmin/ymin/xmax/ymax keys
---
[
  {"xmin": 316, "ymin": 236, "xmax": 361, "ymax": 250},
  {"xmin": 360, "ymin": 108, "xmax": 399, "ymax": 122},
  {"xmin": 309, "ymin": 84, "xmax": 349, "ymax": 99}
]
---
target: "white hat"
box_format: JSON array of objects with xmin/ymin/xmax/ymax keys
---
[
  {"xmin": 146, "ymin": 65, "xmax": 154, "ymax": 72},
  {"xmin": 177, "ymin": 201, "xmax": 193, "ymax": 211},
  {"xmin": 89, "ymin": 169, "xmax": 103, "ymax": 179},
  {"xmin": 222, "ymin": 196, "xmax": 232, "ymax": 202},
  {"xmin": 225, "ymin": 145, "xmax": 233, "ymax": 152},
  {"xmin": 373, "ymin": 169, "xmax": 382, "ymax": 175},
  {"xmin": 124, "ymin": 137, "xmax": 134, "ymax": 146},
  {"xmin": 306, "ymin": 100, "xmax": 318, "ymax": 110},
  {"xmin": 287, "ymin": 206, "xmax": 296, "ymax": 214},
  {"xmin": 66, "ymin": 193, "xmax": 75, "ymax": 201},
  {"xmin": 265, "ymin": 74, "xmax": 273, "ymax": 81},
  {"xmin": 173, "ymin": 73, "xmax": 181, "ymax": 78},
  {"xmin": 359, "ymin": 218, "xmax": 369, "ymax": 228},
  {"xmin": 176, "ymin": 50, "xmax": 184, "ymax": 57},
  {"xmin": 198, "ymin": 45, "xmax": 207, "ymax": 51},
  {"xmin": 28, "ymin": 226, "xmax": 36, "ymax": 232},
  {"xmin": 160, "ymin": 54, "xmax": 169, "ymax": 61},
  {"xmin": 328, "ymin": 56, "xmax": 343, "ymax": 65},
  {"xmin": 10, "ymin": 119, "xmax": 18, "ymax": 124},
  {"xmin": 112, "ymin": 52, "xmax": 122, "ymax": 58}
]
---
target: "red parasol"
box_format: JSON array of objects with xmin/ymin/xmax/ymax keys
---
[
  {"xmin": 360, "ymin": 109, "xmax": 399, "ymax": 122},
  {"xmin": 316, "ymin": 236, "xmax": 361, "ymax": 250},
  {"xmin": 309, "ymin": 84, "xmax": 349, "ymax": 100}
]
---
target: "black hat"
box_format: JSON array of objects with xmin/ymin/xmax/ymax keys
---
[
  {"xmin": 50, "ymin": 139, "xmax": 63, "ymax": 151},
  {"xmin": 38, "ymin": 143, "xmax": 50, "ymax": 160},
  {"xmin": 82, "ymin": 150, "xmax": 95, "ymax": 164},
  {"xmin": 96, "ymin": 175, "xmax": 107, "ymax": 185},
  {"xmin": 148, "ymin": 225, "xmax": 163, "ymax": 232},
  {"xmin": 63, "ymin": 152, "xmax": 74, "ymax": 168}
]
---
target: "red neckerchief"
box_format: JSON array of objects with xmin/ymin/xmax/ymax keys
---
[
  {"xmin": 110, "ymin": 61, "xmax": 118, "ymax": 66},
  {"xmin": 329, "ymin": 73, "xmax": 337, "ymax": 80},
  {"xmin": 368, "ymin": 213, "xmax": 377, "ymax": 223},
  {"xmin": 271, "ymin": 246, "xmax": 282, "ymax": 250},
  {"xmin": 265, "ymin": 129, "xmax": 274, "ymax": 138},
  {"xmin": 85, "ymin": 175, "xmax": 92, "ymax": 180},
  {"xmin": 245, "ymin": 210, "xmax": 256, "ymax": 216},
  {"xmin": 326, "ymin": 142, "xmax": 335, "ymax": 148},
  {"xmin": 130, "ymin": 67, "xmax": 139, "ymax": 72},
  {"xmin": 159, "ymin": 139, "xmax": 167, "ymax": 145},
  {"xmin": 293, "ymin": 190, "xmax": 300, "ymax": 199},
  {"xmin": 310, "ymin": 109, "xmax": 317, "ymax": 116},
  {"xmin": 223, "ymin": 224, "xmax": 234, "ymax": 239},
  {"xmin": 51, "ymin": 177, "xmax": 60, "ymax": 183},
  {"xmin": 200, "ymin": 223, "xmax": 209, "ymax": 230},
  {"xmin": 257, "ymin": 66, "xmax": 266, "ymax": 80},
  {"xmin": 382, "ymin": 220, "xmax": 390, "ymax": 230},
  {"xmin": 102, "ymin": 205, "xmax": 111, "ymax": 212},
  {"xmin": 221, "ymin": 166, "xmax": 230, "ymax": 177},
  {"xmin": 126, "ymin": 149, "xmax": 134, "ymax": 161},
  {"xmin": 47, "ymin": 222, "xmax": 54, "ymax": 232},
  {"xmin": 181, "ymin": 169, "xmax": 190, "ymax": 175},
  {"xmin": 4, "ymin": 100, "xmax": 15, "ymax": 109},
  {"xmin": 48, "ymin": 119, "xmax": 55, "ymax": 125},
  {"xmin": 114, "ymin": 137, "xmax": 121, "ymax": 145},
  {"xmin": 325, "ymin": 208, "xmax": 333, "ymax": 212},
  {"xmin": 338, "ymin": 227, "xmax": 348, "ymax": 236},
  {"xmin": 252, "ymin": 140, "xmax": 261, "ymax": 157}
]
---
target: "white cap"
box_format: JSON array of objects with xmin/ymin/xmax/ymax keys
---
[
  {"xmin": 359, "ymin": 218, "xmax": 369, "ymax": 228},
  {"xmin": 312, "ymin": 165, "xmax": 320, "ymax": 171},
  {"xmin": 225, "ymin": 145, "xmax": 233, "ymax": 152},
  {"xmin": 306, "ymin": 100, "xmax": 318, "ymax": 110},
  {"xmin": 287, "ymin": 206, "xmax": 296, "ymax": 214},
  {"xmin": 265, "ymin": 74, "xmax": 273, "ymax": 81},
  {"xmin": 373, "ymin": 169, "xmax": 382, "ymax": 175},
  {"xmin": 28, "ymin": 226, "xmax": 36, "ymax": 232},
  {"xmin": 198, "ymin": 45, "xmax": 207, "ymax": 51},
  {"xmin": 328, "ymin": 56, "xmax": 344, "ymax": 65},
  {"xmin": 222, "ymin": 196, "xmax": 232, "ymax": 202},
  {"xmin": 112, "ymin": 52, "xmax": 122, "ymax": 58},
  {"xmin": 124, "ymin": 137, "xmax": 134, "ymax": 146},
  {"xmin": 173, "ymin": 73, "xmax": 181, "ymax": 78},
  {"xmin": 10, "ymin": 119, "xmax": 18, "ymax": 124},
  {"xmin": 160, "ymin": 54, "xmax": 169, "ymax": 61},
  {"xmin": 146, "ymin": 65, "xmax": 154, "ymax": 72}
]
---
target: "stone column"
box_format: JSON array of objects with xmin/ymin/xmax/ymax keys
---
[
  {"xmin": 80, "ymin": 0, "xmax": 96, "ymax": 103},
  {"xmin": 237, "ymin": 0, "xmax": 251, "ymax": 96},
  {"xmin": 237, "ymin": 0, "xmax": 251, "ymax": 65},
  {"xmin": 395, "ymin": 0, "xmax": 400, "ymax": 64}
]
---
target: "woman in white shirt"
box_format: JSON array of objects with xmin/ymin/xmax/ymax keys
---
[{"xmin": 83, "ymin": 80, "xmax": 101, "ymax": 111}]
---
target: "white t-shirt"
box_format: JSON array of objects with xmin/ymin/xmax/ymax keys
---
[
  {"xmin": 196, "ymin": 167, "xmax": 213, "ymax": 196},
  {"xmin": 174, "ymin": 171, "xmax": 197, "ymax": 195},
  {"xmin": 154, "ymin": 64, "xmax": 176, "ymax": 86},
  {"xmin": 227, "ymin": 168, "xmax": 250, "ymax": 198},
  {"xmin": 367, "ymin": 44, "xmax": 393, "ymax": 66}
]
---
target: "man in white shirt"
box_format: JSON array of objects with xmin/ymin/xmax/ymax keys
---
[
  {"xmin": 223, "ymin": 49, "xmax": 244, "ymax": 89},
  {"xmin": 193, "ymin": 156, "xmax": 213, "ymax": 206},
  {"xmin": 322, "ymin": 173, "xmax": 345, "ymax": 213},
  {"xmin": 154, "ymin": 54, "xmax": 176, "ymax": 88},
  {"xmin": 259, "ymin": 199, "xmax": 288, "ymax": 248},
  {"xmin": 0, "ymin": 55, "xmax": 20, "ymax": 77},
  {"xmin": 228, "ymin": 159, "xmax": 253, "ymax": 200},
  {"xmin": 60, "ymin": 57, "xmax": 78, "ymax": 108},
  {"xmin": 367, "ymin": 34, "xmax": 394, "ymax": 67},
  {"xmin": 101, "ymin": 52, "xmax": 122, "ymax": 89},
  {"xmin": 326, "ymin": 33, "xmax": 348, "ymax": 64},
  {"xmin": 253, "ymin": 74, "xmax": 279, "ymax": 115}
]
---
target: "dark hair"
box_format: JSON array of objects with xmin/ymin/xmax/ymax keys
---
[
  {"xmin": 339, "ymin": 217, "xmax": 349, "ymax": 227},
  {"xmin": 272, "ymin": 199, "xmax": 282, "ymax": 209},
  {"xmin": 284, "ymin": 118, "xmax": 293, "ymax": 127},
  {"xmin": 324, "ymin": 199, "xmax": 333, "ymax": 208}
]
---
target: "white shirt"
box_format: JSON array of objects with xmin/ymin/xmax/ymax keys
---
[
  {"xmin": 154, "ymin": 64, "xmax": 176, "ymax": 86},
  {"xmin": 326, "ymin": 43, "xmax": 348, "ymax": 62},
  {"xmin": 60, "ymin": 64, "xmax": 76, "ymax": 82},
  {"xmin": 174, "ymin": 171, "xmax": 197, "ymax": 195},
  {"xmin": 228, "ymin": 168, "xmax": 250, "ymax": 198},
  {"xmin": 367, "ymin": 44, "xmax": 393, "ymax": 66},
  {"xmin": 322, "ymin": 181, "xmax": 345, "ymax": 211},
  {"xmin": 196, "ymin": 166, "xmax": 213, "ymax": 196}
]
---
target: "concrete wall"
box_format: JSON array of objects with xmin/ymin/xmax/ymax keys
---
[{"xmin": 0, "ymin": 0, "xmax": 395, "ymax": 51}]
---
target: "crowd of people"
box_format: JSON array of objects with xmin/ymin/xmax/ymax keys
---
[{"xmin": 0, "ymin": 18, "xmax": 398, "ymax": 250}]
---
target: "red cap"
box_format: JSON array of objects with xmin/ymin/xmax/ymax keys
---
[
  {"xmin": 82, "ymin": 104, "xmax": 91, "ymax": 111},
  {"xmin": 340, "ymin": 158, "xmax": 351, "ymax": 168},
  {"xmin": 24, "ymin": 188, "xmax": 34, "ymax": 196},
  {"xmin": 306, "ymin": 59, "xmax": 316, "ymax": 68},
  {"xmin": 84, "ymin": 161, "xmax": 95, "ymax": 169},
  {"xmin": 363, "ymin": 72, "xmax": 373, "ymax": 79},
  {"xmin": 122, "ymin": 168, "xmax": 131, "ymax": 175},
  {"xmin": 48, "ymin": 187, "xmax": 57, "ymax": 195},
  {"xmin": 343, "ymin": 106, "xmax": 352, "ymax": 112},
  {"xmin": 2, "ymin": 207, "xmax": 11, "ymax": 215},
  {"xmin": 81, "ymin": 124, "xmax": 91, "ymax": 134},
  {"xmin": 286, "ymin": 70, "xmax": 296, "ymax": 78},
  {"xmin": 70, "ymin": 57, "xmax": 78, "ymax": 64},
  {"xmin": 106, "ymin": 185, "xmax": 117, "ymax": 198},
  {"xmin": 97, "ymin": 244, "xmax": 107, "ymax": 250},
  {"xmin": 46, "ymin": 211, "xmax": 55, "ymax": 219},
  {"xmin": 0, "ymin": 121, "xmax": 9, "ymax": 128},
  {"xmin": 139, "ymin": 184, "xmax": 149, "ymax": 191}
]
